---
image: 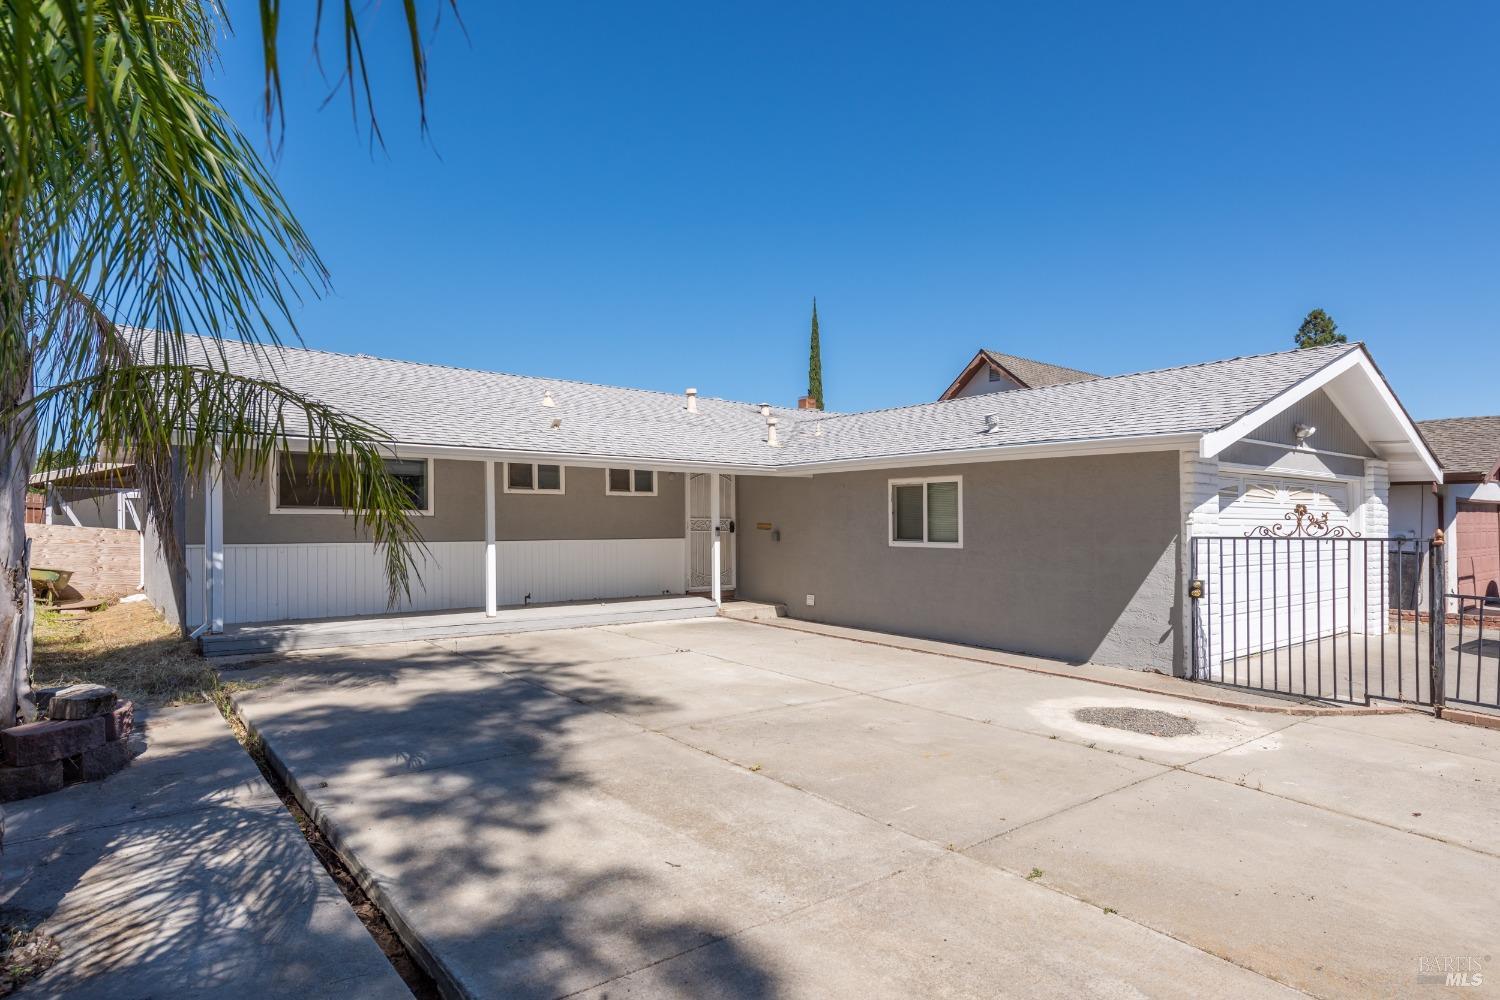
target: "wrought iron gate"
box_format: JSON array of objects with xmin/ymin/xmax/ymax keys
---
[{"xmin": 1189, "ymin": 515, "xmax": 1444, "ymax": 706}]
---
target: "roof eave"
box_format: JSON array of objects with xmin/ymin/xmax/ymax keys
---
[{"xmin": 1199, "ymin": 345, "xmax": 1444, "ymax": 483}]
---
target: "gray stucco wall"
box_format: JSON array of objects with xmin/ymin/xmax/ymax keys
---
[
  {"xmin": 185, "ymin": 460, "xmax": 684, "ymax": 545},
  {"xmin": 493, "ymin": 466, "xmax": 685, "ymax": 541},
  {"xmin": 735, "ymin": 452, "xmax": 1183, "ymax": 674}
]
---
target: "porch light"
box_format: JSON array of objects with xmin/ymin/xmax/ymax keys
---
[{"xmin": 1294, "ymin": 422, "xmax": 1317, "ymax": 443}]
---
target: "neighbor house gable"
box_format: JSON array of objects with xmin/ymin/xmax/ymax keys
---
[{"xmin": 938, "ymin": 349, "xmax": 1099, "ymax": 401}]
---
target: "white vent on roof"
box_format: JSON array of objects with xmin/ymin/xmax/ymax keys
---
[
  {"xmin": 758, "ymin": 403, "xmax": 771, "ymax": 418},
  {"xmin": 984, "ymin": 413, "xmax": 1001, "ymax": 433},
  {"xmin": 766, "ymin": 416, "xmax": 781, "ymax": 447},
  {"xmin": 685, "ymin": 388, "xmax": 698, "ymax": 413},
  {"xmin": 541, "ymin": 391, "xmax": 556, "ymax": 407}
]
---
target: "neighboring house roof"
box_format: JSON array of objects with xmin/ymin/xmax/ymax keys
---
[
  {"xmin": 29, "ymin": 462, "xmax": 135, "ymax": 488},
  {"xmin": 137, "ymin": 334, "xmax": 1423, "ymax": 475},
  {"xmin": 1415, "ymin": 416, "xmax": 1500, "ymax": 482},
  {"xmin": 938, "ymin": 348, "xmax": 1099, "ymax": 400},
  {"xmin": 982, "ymin": 349, "xmax": 1099, "ymax": 389}
]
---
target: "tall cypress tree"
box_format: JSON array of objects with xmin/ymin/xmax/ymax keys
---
[{"xmin": 807, "ymin": 298, "xmax": 825, "ymax": 410}]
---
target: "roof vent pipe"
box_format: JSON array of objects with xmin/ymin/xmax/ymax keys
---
[
  {"xmin": 984, "ymin": 413, "xmax": 1001, "ymax": 433},
  {"xmin": 541, "ymin": 391, "xmax": 556, "ymax": 407},
  {"xmin": 685, "ymin": 388, "xmax": 698, "ymax": 413},
  {"xmin": 758, "ymin": 403, "xmax": 771, "ymax": 418},
  {"xmin": 766, "ymin": 416, "xmax": 780, "ymax": 447}
]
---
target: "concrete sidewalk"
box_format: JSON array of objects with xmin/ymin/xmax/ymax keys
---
[{"xmin": 0, "ymin": 702, "xmax": 408, "ymax": 999}]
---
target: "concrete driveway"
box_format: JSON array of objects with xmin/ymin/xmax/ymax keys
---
[{"xmin": 229, "ymin": 618, "xmax": 1500, "ymax": 999}]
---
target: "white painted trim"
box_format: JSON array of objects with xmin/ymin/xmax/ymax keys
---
[
  {"xmin": 252, "ymin": 431, "xmax": 1203, "ymax": 478},
  {"xmin": 887, "ymin": 476, "xmax": 964, "ymax": 549},
  {"xmin": 204, "ymin": 450, "xmax": 225, "ymax": 634},
  {"xmin": 1219, "ymin": 460, "xmax": 1347, "ymax": 483},
  {"xmin": 1200, "ymin": 349, "xmax": 1442, "ymax": 482},
  {"xmin": 501, "ymin": 461, "xmax": 566, "ymax": 495},
  {"xmin": 483, "ymin": 460, "xmax": 496, "ymax": 617},
  {"xmin": 1237, "ymin": 438, "xmax": 1374, "ymax": 462},
  {"xmin": 604, "ymin": 467, "xmax": 658, "ymax": 496},
  {"xmin": 268, "ymin": 452, "xmax": 436, "ymax": 516},
  {"xmin": 710, "ymin": 472, "xmax": 722, "ymax": 606},
  {"xmin": 60, "ymin": 500, "xmax": 82, "ymax": 528}
]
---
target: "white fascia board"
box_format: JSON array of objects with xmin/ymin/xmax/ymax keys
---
[
  {"xmin": 1199, "ymin": 348, "xmax": 1443, "ymax": 482},
  {"xmin": 268, "ymin": 438, "xmax": 768, "ymax": 475},
  {"xmin": 767, "ymin": 432, "xmax": 1202, "ymax": 476},
  {"xmin": 270, "ymin": 431, "xmax": 1202, "ymax": 477}
]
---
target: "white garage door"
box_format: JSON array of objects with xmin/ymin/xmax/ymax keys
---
[{"xmin": 1207, "ymin": 473, "xmax": 1362, "ymax": 666}]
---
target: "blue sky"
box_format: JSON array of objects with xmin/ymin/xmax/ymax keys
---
[{"xmin": 210, "ymin": 2, "xmax": 1499, "ymax": 418}]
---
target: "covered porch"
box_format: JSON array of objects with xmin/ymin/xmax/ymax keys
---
[
  {"xmin": 182, "ymin": 448, "xmax": 741, "ymax": 641},
  {"xmin": 198, "ymin": 594, "xmax": 718, "ymax": 657}
]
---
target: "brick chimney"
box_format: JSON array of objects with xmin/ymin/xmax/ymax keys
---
[{"xmin": 796, "ymin": 396, "xmax": 818, "ymax": 410}]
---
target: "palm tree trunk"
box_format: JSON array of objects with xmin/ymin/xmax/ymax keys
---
[{"xmin": 0, "ymin": 347, "xmax": 37, "ymax": 729}]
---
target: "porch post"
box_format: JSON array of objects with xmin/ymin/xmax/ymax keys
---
[
  {"xmin": 710, "ymin": 472, "xmax": 722, "ymax": 606},
  {"xmin": 204, "ymin": 448, "xmax": 224, "ymax": 633},
  {"xmin": 484, "ymin": 460, "xmax": 497, "ymax": 616},
  {"xmin": 43, "ymin": 486, "xmax": 53, "ymax": 525}
]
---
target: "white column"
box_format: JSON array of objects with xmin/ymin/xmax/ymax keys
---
[
  {"xmin": 204, "ymin": 450, "xmax": 225, "ymax": 633},
  {"xmin": 1442, "ymin": 487, "xmax": 1460, "ymax": 614},
  {"xmin": 709, "ymin": 472, "xmax": 722, "ymax": 606},
  {"xmin": 44, "ymin": 486, "xmax": 53, "ymax": 525},
  {"xmin": 484, "ymin": 460, "xmax": 497, "ymax": 616}
]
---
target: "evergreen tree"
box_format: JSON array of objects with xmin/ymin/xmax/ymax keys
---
[
  {"xmin": 1295, "ymin": 308, "xmax": 1346, "ymax": 349},
  {"xmin": 808, "ymin": 298, "xmax": 825, "ymax": 410}
]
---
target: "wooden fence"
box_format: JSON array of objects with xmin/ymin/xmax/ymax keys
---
[{"xmin": 25, "ymin": 524, "xmax": 140, "ymax": 598}]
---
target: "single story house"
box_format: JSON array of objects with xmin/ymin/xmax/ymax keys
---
[
  {"xmin": 140, "ymin": 334, "xmax": 1440, "ymax": 678},
  {"xmin": 1390, "ymin": 416, "xmax": 1500, "ymax": 605}
]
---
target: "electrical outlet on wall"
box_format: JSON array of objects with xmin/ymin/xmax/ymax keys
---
[{"xmin": 805, "ymin": 594, "xmax": 815, "ymax": 607}]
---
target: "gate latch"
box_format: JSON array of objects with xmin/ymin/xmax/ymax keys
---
[{"xmin": 1188, "ymin": 579, "xmax": 1204, "ymax": 601}]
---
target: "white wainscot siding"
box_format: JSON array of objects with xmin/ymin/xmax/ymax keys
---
[{"xmin": 187, "ymin": 538, "xmax": 685, "ymax": 625}]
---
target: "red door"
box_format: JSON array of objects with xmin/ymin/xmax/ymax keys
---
[{"xmin": 1456, "ymin": 501, "xmax": 1500, "ymax": 602}]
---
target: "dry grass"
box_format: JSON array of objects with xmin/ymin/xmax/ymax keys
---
[
  {"xmin": 32, "ymin": 600, "xmax": 234, "ymax": 706},
  {"xmin": 0, "ymin": 921, "xmax": 62, "ymax": 996}
]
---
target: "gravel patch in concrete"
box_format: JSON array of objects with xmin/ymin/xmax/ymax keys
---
[{"xmin": 1074, "ymin": 706, "xmax": 1199, "ymax": 738}]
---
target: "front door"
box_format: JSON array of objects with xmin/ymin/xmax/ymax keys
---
[{"xmin": 687, "ymin": 473, "xmax": 735, "ymax": 591}]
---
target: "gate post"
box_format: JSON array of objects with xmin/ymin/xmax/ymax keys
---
[{"xmin": 1428, "ymin": 529, "xmax": 1446, "ymax": 712}]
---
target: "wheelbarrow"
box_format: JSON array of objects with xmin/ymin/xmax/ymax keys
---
[{"xmin": 29, "ymin": 567, "xmax": 73, "ymax": 605}]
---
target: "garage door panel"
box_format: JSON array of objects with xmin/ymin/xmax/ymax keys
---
[{"xmin": 1203, "ymin": 474, "xmax": 1367, "ymax": 667}]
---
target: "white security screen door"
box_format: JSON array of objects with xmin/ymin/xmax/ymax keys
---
[{"xmin": 687, "ymin": 473, "xmax": 735, "ymax": 591}]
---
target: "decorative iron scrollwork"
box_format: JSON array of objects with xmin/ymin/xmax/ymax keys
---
[{"xmin": 1245, "ymin": 503, "xmax": 1361, "ymax": 538}]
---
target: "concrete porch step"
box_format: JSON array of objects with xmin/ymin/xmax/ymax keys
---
[
  {"xmin": 719, "ymin": 600, "xmax": 788, "ymax": 623},
  {"xmin": 199, "ymin": 595, "xmax": 718, "ymax": 658}
]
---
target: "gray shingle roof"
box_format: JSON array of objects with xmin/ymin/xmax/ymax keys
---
[
  {"xmin": 141, "ymin": 332, "xmax": 1358, "ymax": 470},
  {"xmin": 1415, "ymin": 416, "xmax": 1500, "ymax": 479},
  {"xmin": 982, "ymin": 350, "xmax": 1099, "ymax": 388}
]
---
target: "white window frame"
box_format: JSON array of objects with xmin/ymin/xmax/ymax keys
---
[
  {"xmin": 605, "ymin": 467, "xmax": 658, "ymax": 497},
  {"xmin": 269, "ymin": 452, "xmax": 435, "ymax": 516},
  {"xmin": 503, "ymin": 461, "xmax": 567, "ymax": 495},
  {"xmin": 888, "ymin": 475, "xmax": 963, "ymax": 549}
]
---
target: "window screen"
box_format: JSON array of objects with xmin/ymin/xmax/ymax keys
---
[
  {"xmin": 507, "ymin": 463, "xmax": 533, "ymax": 490},
  {"xmin": 633, "ymin": 469, "xmax": 654, "ymax": 493},
  {"xmin": 926, "ymin": 481, "xmax": 959, "ymax": 543},
  {"xmin": 537, "ymin": 464, "xmax": 562, "ymax": 491},
  {"xmin": 608, "ymin": 468, "xmax": 631, "ymax": 493}
]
